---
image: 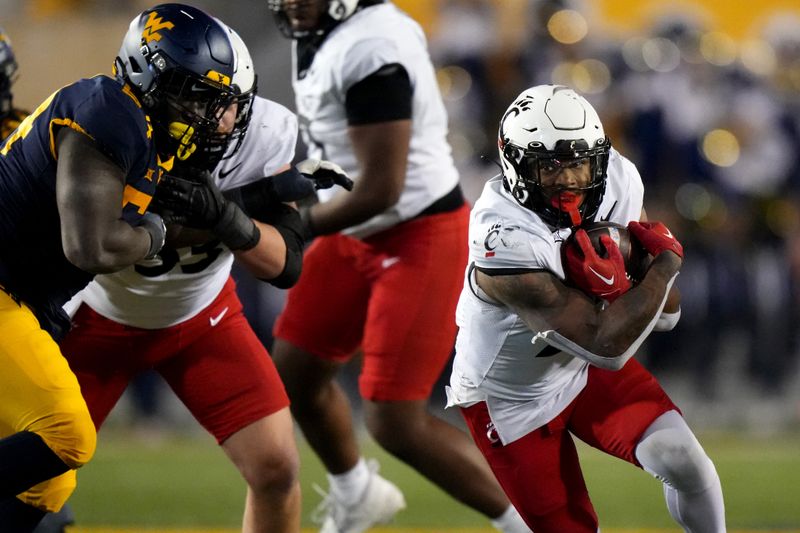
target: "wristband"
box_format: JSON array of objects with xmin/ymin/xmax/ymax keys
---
[
  {"xmin": 139, "ymin": 212, "xmax": 166, "ymax": 260},
  {"xmin": 213, "ymin": 203, "xmax": 261, "ymax": 251}
]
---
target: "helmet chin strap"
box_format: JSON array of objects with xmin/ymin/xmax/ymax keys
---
[{"xmin": 551, "ymin": 190, "xmax": 583, "ymax": 226}]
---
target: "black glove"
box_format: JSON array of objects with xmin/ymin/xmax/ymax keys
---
[
  {"xmin": 223, "ymin": 159, "xmax": 352, "ymax": 220},
  {"xmin": 261, "ymin": 159, "xmax": 353, "ymax": 205},
  {"xmin": 153, "ymin": 167, "xmax": 260, "ymax": 251},
  {"xmin": 137, "ymin": 211, "xmax": 166, "ymax": 260},
  {"xmin": 267, "ymin": 168, "xmax": 317, "ymax": 203},
  {"xmin": 296, "ymin": 158, "xmax": 353, "ymax": 192}
]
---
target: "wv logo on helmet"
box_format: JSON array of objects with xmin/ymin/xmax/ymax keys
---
[{"xmin": 142, "ymin": 12, "xmax": 174, "ymax": 43}]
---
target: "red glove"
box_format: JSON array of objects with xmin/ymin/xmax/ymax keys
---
[
  {"xmin": 563, "ymin": 229, "xmax": 631, "ymax": 303},
  {"xmin": 628, "ymin": 221, "xmax": 683, "ymax": 258}
]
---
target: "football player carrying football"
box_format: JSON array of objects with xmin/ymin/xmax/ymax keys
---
[
  {"xmin": 447, "ymin": 84, "xmax": 726, "ymax": 531},
  {"xmin": 268, "ymin": 1, "xmax": 529, "ymax": 532},
  {"xmin": 0, "ymin": 3, "xmax": 243, "ymax": 529}
]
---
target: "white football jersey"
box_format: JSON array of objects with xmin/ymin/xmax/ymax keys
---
[
  {"xmin": 77, "ymin": 97, "xmax": 298, "ymax": 329},
  {"xmin": 447, "ymin": 149, "xmax": 645, "ymax": 444},
  {"xmin": 292, "ymin": 2, "xmax": 459, "ymax": 238}
]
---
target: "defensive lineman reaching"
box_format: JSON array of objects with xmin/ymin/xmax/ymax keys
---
[
  {"xmin": 268, "ymin": 1, "xmax": 529, "ymax": 532},
  {"xmin": 447, "ymin": 84, "xmax": 726, "ymax": 531}
]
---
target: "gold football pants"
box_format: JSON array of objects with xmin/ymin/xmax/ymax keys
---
[{"xmin": 0, "ymin": 290, "xmax": 95, "ymax": 511}]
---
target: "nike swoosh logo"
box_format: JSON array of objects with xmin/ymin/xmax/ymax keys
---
[
  {"xmin": 381, "ymin": 257, "xmax": 400, "ymax": 269},
  {"xmin": 209, "ymin": 306, "xmax": 229, "ymax": 327},
  {"xmin": 588, "ymin": 266, "xmax": 615, "ymax": 285},
  {"xmin": 662, "ymin": 228, "xmax": 674, "ymax": 239},
  {"xmin": 218, "ymin": 162, "xmax": 242, "ymax": 180},
  {"xmin": 600, "ymin": 201, "xmax": 617, "ymax": 221}
]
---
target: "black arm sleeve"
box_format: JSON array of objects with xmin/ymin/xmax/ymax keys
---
[
  {"xmin": 260, "ymin": 203, "xmax": 304, "ymax": 289},
  {"xmin": 223, "ymin": 173, "xmax": 289, "ymax": 219},
  {"xmin": 345, "ymin": 63, "xmax": 413, "ymax": 125}
]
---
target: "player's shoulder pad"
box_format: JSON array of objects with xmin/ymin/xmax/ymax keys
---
[
  {"xmin": 214, "ymin": 96, "xmax": 298, "ymax": 187},
  {"xmin": 601, "ymin": 148, "xmax": 644, "ymax": 224},
  {"xmin": 63, "ymin": 76, "xmax": 150, "ymax": 173},
  {"xmin": 251, "ymin": 97, "xmax": 298, "ymax": 146},
  {"xmin": 330, "ymin": 6, "xmax": 414, "ymax": 91},
  {"xmin": 608, "ymin": 149, "xmax": 643, "ymax": 193},
  {"xmin": 469, "ymin": 205, "xmax": 560, "ymax": 274}
]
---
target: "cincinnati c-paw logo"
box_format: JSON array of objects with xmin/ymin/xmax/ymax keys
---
[
  {"xmin": 483, "ymin": 223, "xmax": 501, "ymax": 258},
  {"xmin": 142, "ymin": 12, "xmax": 174, "ymax": 43}
]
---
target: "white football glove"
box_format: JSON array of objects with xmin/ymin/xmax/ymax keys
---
[{"xmin": 295, "ymin": 158, "xmax": 353, "ymax": 191}]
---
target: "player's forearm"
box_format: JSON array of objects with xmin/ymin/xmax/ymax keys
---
[
  {"xmin": 594, "ymin": 253, "xmax": 681, "ymax": 356},
  {"xmin": 309, "ymin": 120, "xmax": 406, "ymax": 235},
  {"xmin": 306, "ymin": 183, "xmax": 395, "ymax": 235},
  {"xmin": 233, "ymin": 222, "xmax": 286, "ymax": 279},
  {"xmin": 64, "ymin": 220, "xmax": 151, "ymax": 273}
]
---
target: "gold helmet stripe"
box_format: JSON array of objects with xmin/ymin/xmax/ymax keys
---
[{"xmin": 205, "ymin": 70, "xmax": 231, "ymax": 86}]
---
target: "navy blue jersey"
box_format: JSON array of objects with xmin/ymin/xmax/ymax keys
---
[
  {"xmin": 0, "ymin": 108, "xmax": 28, "ymax": 140},
  {"xmin": 0, "ymin": 75, "xmax": 166, "ymax": 338}
]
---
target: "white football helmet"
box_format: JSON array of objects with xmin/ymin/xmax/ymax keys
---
[
  {"xmin": 498, "ymin": 85, "xmax": 610, "ymax": 228},
  {"xmin": 204, "ymin": 21, "xmax": 258, "ymax": 167},
  {"xmin": 226, "ymin": 25, "xmax": 257, "ymax": 97}
]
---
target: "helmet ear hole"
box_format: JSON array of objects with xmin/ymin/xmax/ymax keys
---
[
  {"xmin": 128, "ymin": 57, "xmax": 142, "ymax": 74},
  {"xmin": 503, "ymin": 144, "xmax": 520, "ymax": 163}
]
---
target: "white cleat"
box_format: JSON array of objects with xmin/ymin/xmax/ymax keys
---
[{"xmin": 313, "ymin": 459, "xmax": 407, "ymax": 533}]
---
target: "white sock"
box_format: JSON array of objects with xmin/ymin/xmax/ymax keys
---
[
  {"xmin": 328, "ymin": 458, "xmax": 371, "ymax": 506},
  {"xmin": 490, "ymin": 504, "xmax": 532, "ymax": 533}
]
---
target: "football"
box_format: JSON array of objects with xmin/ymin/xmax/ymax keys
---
[{"xmin": 575, "ymin": 221, "xmax": 650, "ymax": 282}]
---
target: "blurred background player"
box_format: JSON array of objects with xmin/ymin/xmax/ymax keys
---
[
  {"xmin": 53, "ymin": 16, "xmax": 351, "ymax": 533},
  {"xmin": 267, "ymin": 1, "xmax": 529, "ymax": 532},
  {"xmin": 447, "ymin": 84, "xmax": 725, "ymax": 531},
  {"xmin": 0, "ymin": 26, "xmax": 27, "ymax": 139}
]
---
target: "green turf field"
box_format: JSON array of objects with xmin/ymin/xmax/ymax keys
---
[{"xmin": 65, "ymin": 427, "xmax": 800, "ymax": 531}]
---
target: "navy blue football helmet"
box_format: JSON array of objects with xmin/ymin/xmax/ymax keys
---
[{"xmin": 114, "ymin": 3, "xmax": 238, "ymax": 160}]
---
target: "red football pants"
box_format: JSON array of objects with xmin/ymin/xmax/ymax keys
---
[
  {"xmin": 60, "ymin": 277, "xmax": 289, "ymax": 443},
  {"xmin": 461, "ymin": 359, "xmax": 678, "ymax": 532},
  {"xmin": 275, "ymin": 205, "xmax": 469, "ymax": 400}
]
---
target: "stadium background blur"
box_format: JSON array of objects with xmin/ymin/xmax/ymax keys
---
[{"xmin": 3, "ymin": 0, "xmax": 800, "ymax": 528}]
